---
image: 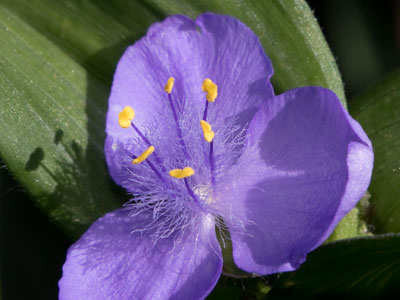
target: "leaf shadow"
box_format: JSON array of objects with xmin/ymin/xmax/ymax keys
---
[{"xmin": 25, "ymin": 147, "xmax": 44, "ymax": 171}]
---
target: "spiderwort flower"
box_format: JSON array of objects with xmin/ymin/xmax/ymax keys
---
[{"xmin": 59, "ymin": 13, "xmax": 373, "ymax": 300}]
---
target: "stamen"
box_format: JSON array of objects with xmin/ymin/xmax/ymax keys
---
[
  {"xmin": 169, "ymin": 167, "xmax": 195, "ymax": 179},
  {"xmin": 202, "ymin": 78, "xmax": 218, "ymax": 102},
  {"xmin": 164, "ymin": 78, "xmax": 190, "ymax": 160},
  {"xmin": 132, "ymin": 152, "xmax": 164, "ymax": 181},
  {"xmin": 118, "ymin": 106, "xmax": 135, "ymax": 128},
  {"xmin": 168, "ymin": 167, "xmax": 201, "ymax": 204},
  {"xmin": 164, "ymin": 77, "xmax": 174, "ymax": 94},
  {"xmin": 200, "ymin": 80, "xmax": 216, "ymax": 186},
  {"xmin": 132, "ymin": 146, "xmax": 155, "ymax": 164},
  {"xmin": 200, "ymin": 120, "xmax": 215, "ymax": 143},
  {"xmin": 128, "ymin": 121, "xmax": 166, "ymax": 172},
  {"xmin": 118, "ymin": 107, "xmax": 167, "ymax": 173}
]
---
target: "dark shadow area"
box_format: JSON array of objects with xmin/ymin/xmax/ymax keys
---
[
  {"xmin": 24, "ymin": 147, "xmax": 44, "ymax": 171},
  {"xmin": 44, "ymin": 136, "xmax": 119, "ymax": 235},
  {"xmin": 1, "ymin": 162, "xmax": 69, "ymax": 300},
  {"xmin": 54, "ymin": 129, "xmax": 64, "ymax": 145},
  {"xmin": 22, "ymin": 133, "xmax": 122, "ymax": 237}
]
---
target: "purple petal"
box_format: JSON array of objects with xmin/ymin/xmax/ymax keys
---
[
  {"xmin": 105, "ymin": 13, "xmax": 273, "ymax": 187},
  {"xmin": 219, "ymin": 87, "xmax": 373, "ymax": 274},
  {"xmin": 59, "ymin": 209, "xmax": 222, "ymax": 300},
  {"xmin": 195, "ymin": 13, "xmax": 274, "ymax": 123}
]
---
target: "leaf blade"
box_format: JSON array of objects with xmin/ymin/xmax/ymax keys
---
[
  {"xmin": 350, "ymin": 68, "xmax": 400, "ymax": 233},
  {"xmin": 269, "ymin": 234, "xmax": 400, "ymax": 298}
]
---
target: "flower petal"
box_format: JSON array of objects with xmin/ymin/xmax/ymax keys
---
[
  {"xmin": 59, "ymin": 209, "xmax": 222, "ymax": 300},
  {"xmin": 195, "ymin": 13, "xmax": 274, "ymax": 123},
  {"xmin": 105, "ymin": 13, "xmax": 273, "ymax": 187},
  {"xmin": 219, "ymin": 87, "xmax": 373, "ymax": 274}
]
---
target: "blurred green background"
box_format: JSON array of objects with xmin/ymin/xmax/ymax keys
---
[
  {"xmin": 1, "ymin": 0, "xmax": 399, "ymax": 299},
  {"xmin": 308, "ymin": 0, "xmax": 400, "ymax": 99}
]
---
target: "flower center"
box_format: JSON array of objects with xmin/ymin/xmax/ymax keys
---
[{"xmin": 118, "ymin": 77, "xmax": 218, "ymax": 207}]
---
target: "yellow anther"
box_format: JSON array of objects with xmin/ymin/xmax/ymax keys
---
[
  {"xmin": 132, "ymin": 146, "xmax": 155, "ymax": 164},
  {"xmin": 200, "ymin": 120, "xmax": 215, "ymax": 143},
  {"xmin": 202, "ymin": 78, "xmax": 218, "ymax": 102},
  {"xmin": 169, "ymin": 167, "xmax": 195, "ymax": 179},
  {"xmin": 118, "ymin": 106, "xmax": 135, "ymax": 128},
  {"xmin": 164, "ymin": 77, "xmax": 175, "ymax": 94}
]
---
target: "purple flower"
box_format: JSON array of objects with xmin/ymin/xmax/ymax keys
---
[{"xmin": 59, "ymin": 13, "xmax": 373, "ymax": 300}]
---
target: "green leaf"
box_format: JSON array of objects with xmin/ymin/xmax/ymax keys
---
[
  {"xmin": 144, "ymin": 0, "xmax": 346, "ymax": 106},
  {"xmin": 327, "ymin": 192, "xmax": 371, "ymax": 242},
  {"xmin": 350, "ymin": 69, "xmax": 400, "ymax": 233},
  {"xmin": 269, "ymin": 234, "xmax": 400, "ymax": 298},
  {"xmin": 0, "ymin": 0, "xmax": 348, "ymax": 237}
]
